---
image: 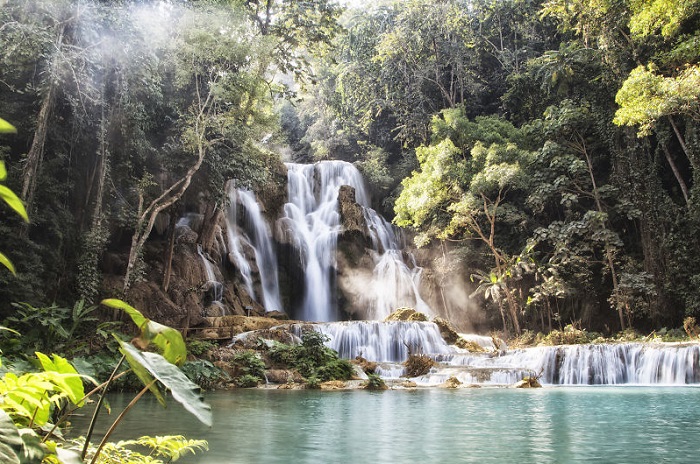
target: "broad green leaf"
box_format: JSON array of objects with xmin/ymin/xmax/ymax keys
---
[
  {"xmin": 0, "ymin": 409, "xmax": 22, "ymax": 464},
  {"xmin": 0, "ymin": 161, "xmax": 6, "ymax": 181},
  {"xmin": 0, "ymin": 185, "xmax": 28, "ymax": 222},
  {"xmin": 35, "ymin": 353, "xmax": 87, "ymax": 406},
  {"xmin": 17, "ymin": 428, "xmax": 46, "ymax": 463},
  {"xmin": 102, "ymin": 299, "xmax": 187, "ymax": 366},
  {"xmin": 0, "ymin": 252, "xmax": 16, "ymax": 275},
  {"xmin": 115, "ymin": 338, "xmax": 165, "ymax": 407},
  {"xmin": 117, "ymin": 341, "xmax": 212, "ymax": 426},
  {"xmin": 0, "ymin": 118, "xmax": 16, "ymax": 134}
]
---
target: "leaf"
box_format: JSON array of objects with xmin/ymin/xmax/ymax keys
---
[
  {"xmin": 35, "ymin": 353, "xmax": 88, "ymax": 406},
  {"xmin": 0, "ymin": 185, "xmax": 28, "ymax": 222},
  {"xmin": 0, "ymin": 118, "xmax": 16, "ymax": 134},
  {"xmin": 0, "ymin": 252, "xmax": 16, "ymax": 275},
  {"xmin": 0, "ymin": 409, "xmax": 23, "ymax": 464},
  {"xmin": 102, "ymin": 299, "xmax": 187, "ymax": 366},
  {"xmin": 115, "ymin": 337, "xmax": 165, "ymax": 407},
  {"xmin": 0, "ymin": 161, "xmax": 6, "ymax": 181},
  {"xmin": 117, "ymin": 341, "xmax": 212, "ymax": 426}
]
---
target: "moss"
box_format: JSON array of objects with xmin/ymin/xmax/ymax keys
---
[{"xmin": 364, "ymin": 373, "xmax": 388, "ymax": 390}]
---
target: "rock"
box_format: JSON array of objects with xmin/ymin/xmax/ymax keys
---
[
  {"xmin": 320, "ymin": 380, "xmax": 347, "ymax": 390},
  {"xmin": 441, "ymin": 376, "xmax": 462, "ymax": 389},
  {"xmin": 385, "ymin": 308, "xmax": 429, "ymax": 322},
  {"xmin": 400, "ymin": 380, "xmax": 418, "ymax": 388},
  {"xmin": 455, "ymin": 338, "xmax": 486, "ymax": 352},
  {"xmin": 175, "ymin": 225, "xmax": 198, "ymax": 245},
  {"xmin": 353, "ymin": 356, "xmax": 378, "ymax": 374},
  {"xmin": 513, "ymin": 377, "xmax": 542, "ymax": 388},
  {"xmin": 337, "ymin": 185, "xmax": 366, "ymax": 234},
  {"xmin": 266, "ymin": 369, "xmax": 303, "ymax": 384},
  {"xmin": 432, "ymin": 316, "xmax": 460, "ymax": 344}
]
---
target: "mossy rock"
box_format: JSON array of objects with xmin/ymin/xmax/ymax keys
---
[
  {"xmin": 432, "ymin": 316, "xmax": 460, "ymax": 344},
  {"xmin": 385, "ymin": 307, "xmax": 429, "ymax": 322},
  {"xmin": 320, "ymin": 380, "xmax": 348, "ymax": 390},
  {"xmin": 441, "ymin": 376, "xmax": 462, "ymax": 389},
  {"xmin": 455, "ymin": 338, "xmax": 486, "ymax": 352},
  {"xmin": 513, "ymin": 377, "xmax": 542, "ymax": 388},
  {"xmin": 403, "ymin": 354, "xmax": 435, "ymax": 377}
]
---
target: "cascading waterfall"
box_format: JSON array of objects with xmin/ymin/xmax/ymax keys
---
[
  {"xmin": 290, "ymin": 321, "xmax": 453, "ymax": 362},
  {"xmin": 224, "ymin": 184, "xmax": 282, "ymax": 313},
  {"xmin": 279, "ymin": 160, "xmax": 431, "ymax": 321},
  {"xmin": 196, "ymin": 244, "xmax": 224, "ymax": 308}
]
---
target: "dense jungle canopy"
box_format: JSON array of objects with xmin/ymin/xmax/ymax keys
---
[{"xmin": 1, "ymin": 0, "xmax": 699, "ymax": 335}]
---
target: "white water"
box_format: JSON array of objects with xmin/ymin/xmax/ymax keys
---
[
  {"xmin": 196, "ymin": 244, "xmax": 224, "ymax": 308},
  {"xmin": 293, "ymin": 320, "xmax": 700, "ymax": 386},
  {"xmin": 224, "ymin": 185, "xmax": 283, "ymax": 313},
  {"xmin": 278, "ymin": 161, "xmax": 431, "ymax": 321}
]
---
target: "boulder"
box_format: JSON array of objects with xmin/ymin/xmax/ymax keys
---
[
  {"xmin": 513, "ymin": 377, "xmax": 542, "ymax": 388},
  {"xmin": 441, "ymin": 376, "xmax": 462, "ymax": 389},
  {"xmin": 385, "ymin": 308, "xmax": 429, "ymax": 322},
  {"xmin": 433, "ymin": 316, "xmax": 460, "ymax": 344}
]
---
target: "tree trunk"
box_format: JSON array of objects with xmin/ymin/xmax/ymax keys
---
[
  {"xmin": 661, "ymin": 143, "xmax": 689, "ymax": 203},
  {"xmin": 21, "ymin": 23, "xmax": 66, "ymax": 214},
  {"xmin": 162, "ymin": 216, "xmax": 176, "ymax": 293}
]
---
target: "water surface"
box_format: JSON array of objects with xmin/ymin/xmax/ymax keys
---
[{"xmin": 77, "ymin": 387, "xmax": 699, "ymax": 463}]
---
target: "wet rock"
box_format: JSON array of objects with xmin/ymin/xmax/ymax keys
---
[
  {"xmin": 513, "ymin": 377, "xmax": 542, "ymax": 388},
  {"xmin": 266, "ymin": 369, "xmax": 303, "ymax": 384},
  {"xmin": 320, "ymin": 380, "xmax": 348, "ymax": 390},
  {"xmin": 400, "ymin": 380, "xmax": 418, "ymax": 388},
  {"xmin": 353, "ymin": 356, "xmax": 378, "ymax": 374},
  {"xmin": 433, "ymin": 316, "xmax": 460, "ymax": 344},
  {"xmin": 455, "ymin": 338, "xmax": 486, "ymax": 353},
  {"xmin": 385, "ymin": 308, "xmax": 429, "ymax": 322},
  {"xmin": 337, "ymin": 185, "xmax": 366, "ymax": 234},
  {"xmin": 441, "ymin": 376, "xmax": 462, "ymax": 389}
]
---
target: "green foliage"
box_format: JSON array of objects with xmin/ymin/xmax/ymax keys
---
[
  {"xmin": 75, "ymin": 435, "xmax": 208, "ymax": 464},
  {"xmin": 230, "ymin": 351, "xmax": 266, "ymax": 387},
  {"xmin": 182, "ymin": 360, "xmax": 228, "ymax": 390},
  {"xmin": 186, "ymin": 339, "xmax": 217, "ymax": 357},
  {"xmin": 364, "ymin": 373, "xmax": 387, "ymax": 391},
  {"xmin": 268, "ymin": 331, "xmax": 354, "ymax": 382}
]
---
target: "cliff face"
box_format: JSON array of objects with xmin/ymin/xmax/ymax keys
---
[{"xmin": 102, "ymin": 160, "xmax": 462, "ymax": 328}]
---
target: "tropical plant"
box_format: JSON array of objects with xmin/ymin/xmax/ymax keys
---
[{"xmin": 0, "ymin": 298, "xmax": 211, "ymax": 463}]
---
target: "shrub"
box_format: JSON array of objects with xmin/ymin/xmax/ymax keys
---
[
  {"xmin": 235, "ymin": 374, "xmax": 263, "ymax": 388},
  {"xmin": 187, "ymin": 339, "xmax": 217, "ymax": 356},
  {"xmin": 182, "ymin": 359, "xmax": 229, "ymax": 390},
  {"xmin": 365, "ymin": 373, "xmax": 388, "ymax": 390},
  {"xmin": 230, "ymin": 351, "xmax": 266, "ymax": 386}
]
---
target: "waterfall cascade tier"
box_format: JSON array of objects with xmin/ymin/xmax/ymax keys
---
[
  {"xmin": 220, "ymin": 160, "xmax": 431, "ymax": 321},
  {"xmin": 293, "ymin": 321, "xmax": 700, "ymax": 386}
]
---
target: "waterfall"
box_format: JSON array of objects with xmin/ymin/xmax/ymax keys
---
[
  {"xmin": 290, "ymin": 320, "xmax": 700, "ymax": 385},
  {"xmin": 281, "ymin": 162, "xmax": 367, "ymax": 321},
  {"xmin": 280, "ymin": 160, "xmax": 431, "ymax": 321},
  {"xmin": 196, "ymin": 244, "xmax": 224, "ymax": 309},
  {"xmin": 224, "ymin": 184, "xmax": 283, "ymax": 313},
  {"xmin": 433, "ymin": 342, "xmax": 700, "ymax": 386},
  {"xmin": 290, "ymin": 321, "xmax": 454, "ymax": 362}
]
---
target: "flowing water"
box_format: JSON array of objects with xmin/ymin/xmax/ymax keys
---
[
  {"xmin": 221, "ymin": 160, "xmax": 430, "ymax": 320},
  {"xmin": 75, "ymin": 387, "xmax": 700, "ymax": 463}
]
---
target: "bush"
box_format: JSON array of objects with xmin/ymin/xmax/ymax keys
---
[
  {"xmin": 187, "ymin": 339, "xmax": 217, "ymax": 356},
  {"xmin": 267, "ymin": 331, "xmax": 354, "ymax": 382},
  {"xmin": 230, "ymin": 351, "xmax": 266, "ymax": 386},
  {"xmin": 182, "ymin": 359, "xmax": 229, "ymax": 390},
  {"xmin": 235, "ymin": 374, "xmax": 263, "ymax": 388},
  {"xmin": 365, "ymin": 373, "xmax": 388, "ymax": 390}
]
